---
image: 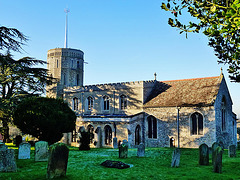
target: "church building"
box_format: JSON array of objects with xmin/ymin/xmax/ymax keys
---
[{"xmin": 46, "ymin": 47, "xmax": 237, "ymax": 149}]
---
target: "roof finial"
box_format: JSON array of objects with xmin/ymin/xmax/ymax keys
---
[
  {"xmin": 154, "ymin": 72, "xmax": 157, "ymax": 81},
  {"xmin": 64, "ymin": 8, "xmax": 70, "ymax": 48}
]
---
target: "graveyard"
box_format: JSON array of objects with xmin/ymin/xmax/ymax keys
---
[{"xmin": 0, "ymin": 142, "xmax": 240, "ymax": 180}]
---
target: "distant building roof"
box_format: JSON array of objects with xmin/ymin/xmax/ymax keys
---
[{"xmin": 144, "ymin": 75, "xmax": 222, "ymax": 108}]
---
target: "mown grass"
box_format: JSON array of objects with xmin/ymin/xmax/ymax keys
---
[{"xmin": 1, "ymin": 145, "xmax": 240, "ymax": 180}]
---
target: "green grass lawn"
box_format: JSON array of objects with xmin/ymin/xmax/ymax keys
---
[{"xmin": 1, "ymin": 145, "xmax": 240, "ymax": 180}]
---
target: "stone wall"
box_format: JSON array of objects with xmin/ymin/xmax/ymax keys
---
[{"xmin": 144, "ymin": 106, "xmax": 216, "ymax": 148}]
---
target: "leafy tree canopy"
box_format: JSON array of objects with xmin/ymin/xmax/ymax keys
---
[
  {"xmin": 13, "ymin": 97, "xmax": 76, "ymax": 145},
  {"xmin": 161, "ymin": 0, "xmax": 240, "ymax": 82}
]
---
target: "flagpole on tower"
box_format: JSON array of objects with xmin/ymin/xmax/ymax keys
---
[{"xmin": 64, "ymin": 8, "xmax": 70, "ymax": 48}]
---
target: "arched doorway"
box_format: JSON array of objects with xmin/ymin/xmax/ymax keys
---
[
  {"xmin": 135, "ymin": 125, "xmax": 141, "ymax": 145},
  {"xmin": 104, "ymin": 125, "xmax": 112, "ymax": 145},
  {"xmin": 87, "ymin": 124, "xmax": 94, "ymax": 144}
]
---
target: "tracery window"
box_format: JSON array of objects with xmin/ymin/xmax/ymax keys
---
[
  {"xmin": 120, "ymin": 94, "xmax": 127, "ymax": 110},
  {"xmin": 103, "ymin": 95, "xmax": 110, "ymax": 111},
  {"xmin": 147, "ymin": 116, "xmax": 157, "ymax": 139},
  {"xmin": 87, "ymin": 96, "xmax": 93, "ymax": 111},
  {"xmin": 191, "ymin": 112, "xmax": 203, "ymax": 135}
]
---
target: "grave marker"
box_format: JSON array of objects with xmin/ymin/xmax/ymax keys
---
[
  {"xmin": 35, "ymin": 141, "xmax": 48, "ymax": 161},
  {"xmin": 199, "ymin": 143, "xmax": 209, "ymax": 165},
  {"xmin": 137, "ymin": 143, "xmax": 145, "ymax": 157},
  {"xmin": 18, "ymin": 142, "xmax": 31, "ymax": 159}
]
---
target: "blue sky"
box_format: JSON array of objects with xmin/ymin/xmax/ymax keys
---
[{"xmin": 1, "ymin": 0, "xmax": 239, "ymax": 117}]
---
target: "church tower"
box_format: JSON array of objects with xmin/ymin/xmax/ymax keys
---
[{"xmin": 46, "ymin": 9, "xmax": 84, "ymax": 98}]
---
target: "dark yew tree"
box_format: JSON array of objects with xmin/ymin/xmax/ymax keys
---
[
  {"xmin": 13, "ymin": 97, "xmax": 76, "ymax": 145},
  {"xmin": 161, "ymin": 0, "xmax": 240, "ymax": 82},
  {"xmin": 0, "ymin": 26, "xmax": 52, "ymax": 142}
]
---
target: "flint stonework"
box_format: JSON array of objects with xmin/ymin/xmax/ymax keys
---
[
  {"xmin": 199, "ymin": 143, "xmax": 209, "ymax": 165},
  {"xmin": 35, "ymin": 141, "xmax": 48, "ymax": 161},
  {"xmin": 47, "ymin": 143, "xmax": 69, "ymax": 179}
]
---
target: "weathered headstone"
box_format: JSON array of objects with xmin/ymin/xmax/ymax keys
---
[
  {"xmin": 137, "ymin": 143, "xmax": 145, "ymax": 157},
  {"xmin": 35, "ymin": 141, "xmax": 48, "ymax": 161},
  {"xmin": 95, "ymin": 127, "xmax": 102, "ymax": 148},
  {"xmin": 0, "ymin": 149, "xmax": 17, "ymax": 172},
  {"xmin": 119, "ymin": 140, "xmax": 128, "ymax": 158},
  {"xmin": 47, "ymin": 143, "xmax": 69, "ymax": 179},
  {"xmin": 212, "ymin": 142, "xmax": 220, "ymax": 164},
  {"xmin": 113, "ymin": 137, "xmax": 118, "ymax": 149},
  {"xmin": 213, "ymin": 146, "xmax": 223, "ymax": 173},
  {"xmin": 228, "ymin": 145, "xmax": 236, "ymax": 158},
  {"xmin": 79, "ymin": 131, "xmax": 90, "ymax": 150},
  {"xmin": 237, "ymin": 141, "xmax": 240, "ymax": 150},
  {"xmin": 171, "ymin": 148, "xmax": 180, "ymax": 167},
  {"xmin": 199, "ymin": 143, "xmax": 209, "ymax": 165},
  {"xmin": 18, "ymin": 142, "xmax": 31, "ymax": 159},
  {"xmin": 15, "ymin": 135, "xmax": 22, "ymax": 147}
]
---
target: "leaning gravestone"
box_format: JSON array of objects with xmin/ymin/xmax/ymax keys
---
[
  {"xmin": 101, "ymin": 160, "xmax": 130, "ymax": 169},
  {"xmin": 113, "ymin": 137, "xmax": 118, "ymax": 149},
  {"xmin": 18, "ymin": 142, "xmax": 31, "ymax": 159},
  {"xmin": 137, "ymin": 143, "xmax": 145, "ymax": 157},
  {"xmin": 228, "ymin": 145, "xmax": 236, "ymax": 158},
  {"xmin": 35, "ymin": 141, "xmax": 48, "ymax": 161},
  {"xmin": 171, "ymin": 148, "xmax": 180, "ymax": 167},
  {"xmin": 199, "ymin": 143, "xmax": 209, "ymax": 165},
  {"xmin": 212, "ymin": 142, "xmax": 220, "ymax": 164},
  {"xmin": 119, "ymin": 140, "xmax": 128, "ymax": 158},
  {"xmin": 0, "ymin": 148, "xmax": 17, "ymax": 172},
  {"xmin": 47, "ymin": 143, "xmax": 69, "ymax": 179},
  {"xmin": 213, "ymin": 146, "xmax": 223, "ymax": 173}
]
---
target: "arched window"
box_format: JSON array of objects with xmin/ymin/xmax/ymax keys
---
[
  {"xmin": 87, "ymin": 96, "xmax": 93, "ymax": 110},
  {"xmin": 87, "ymin": 124, "xmax": 94, "ymax": 144},
  {"xmin": 56, "ymin": 59, "xmax": 59, "ymax": 68},
  {"xmin": 120, "ymin": 94, "xmax": 127, "ymax": 110},
  {"xmin": 76, "ymin": 74, "xmax": 79, "ymax": 86},
  {"xmin": 191, "ymin": 112, "xmax": 203, "ymax": 135},
  {"xmin": 103, "ymin": 95, "xmax": 110, "ymax": 111},
  {"xmin": 221, "ymin": 97, "xmax": 227, "ymax": 131},
  {"xmin": 135, "ymin": 125, "xmax": 141, "ymax": 145},
  {"xmin": 77, "ymin": 61, "xmax": 80, "ymax": 68},
  {"xmin": 63, "ymin": 74, "xmax": 66, "ymax": 85},
  {"xmin": 147, "ymin": 116, "xmax": 157, "ymax": 138},
  {"xmin": 104, "ymin": 125, "xmax": 112, "ymax": 145},
  {"xmin": 73, "ymin": 97, "xmax": 78, "ymax": 110}
]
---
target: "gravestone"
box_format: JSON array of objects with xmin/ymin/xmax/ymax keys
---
[
  {"xmin": 113, "ymin": 137, "xmax": 118, "ymax": 149},
  {"xmin": 199, "ymin": 143, "xmax": 209, "ymax": 165},
  {"xmin": 212, "ymin": 142, "xmax": 220, "ymax": 164},
  {"xmin": 101, "ymin": 160, "xmax": 130, "ymax": 169},
  {"xmin": 15, "ymin": 135, "xmax": 22, "ymax": 147},
  {"xmin": 47, "ymin": 143, "xmax": 69, "ymax": 179},
  {"xmin": 0, "ymin": 143, "xmax": 7, "ymax": 151},
  {"xmin": 237, "ymin": 141, "xmax": 240, "ymax": 150},
  {"xmin": 228, "ymin": 145, "xmax": 236, "ymax": 158},
  {"xmin": 95, "ymin": 127, "xmax": 102, "ymax": 148},
  {"xmin": 119, "ymin": 140, "xmax": 128, "ymax": 158},
  {"xmin": 137, "ymin": 143, "xmax": 145, "ymax": 157},
  {"xmin": 171, "ymin": 148, "xmax": 181, "ymax": 167},
  {"xmin": 79, "ymin": 131, "xmax": 90, "ymax": 150},
  {"xmin": 0, "ymin": 149, "xmax": 17, "ymax": 172},
  {"xmin": 213, "ymin": 146, "xmax": 223, "ymax": 173},
  {"xmin": 35, "ymin": 141, "xmax": 48, "ymax": 161},
  {"xmin": 18, "ymin": 142, "xmax": 31, "ymax": 159}
]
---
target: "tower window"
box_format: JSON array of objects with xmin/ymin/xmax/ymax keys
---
[
  {"xmin": 77, "ymin": 61, "xmax": 80, "ymax": 68},
  {"xmin": 76, "ymin": 74, "xmax": 79, "ymax": 86},
  {"xmin": 191, "ymin": 112, "xmax": 203, "ymax": 135},
  {"xmin": 73, "ymin": 97, "xmax": 78, "ymax": 110},
  {"xmin": 56, "ymin": 59, "xmax": 59, "ymax": 68},
  {"xmin": 221, "ymin": 97, "xmax": 227, "ymax": 131}
]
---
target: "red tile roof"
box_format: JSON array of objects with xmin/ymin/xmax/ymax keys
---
[{"xmin": 144, "ymin": 75, "xmax": 222, "ymax": 107}]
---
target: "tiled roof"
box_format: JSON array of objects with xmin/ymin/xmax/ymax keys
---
[{"xmin": 144, "ymin": 75, "xmax": 222, "ymax": 107}]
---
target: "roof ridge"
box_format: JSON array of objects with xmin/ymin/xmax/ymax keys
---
[{"xmin": 161, "ymin": 76, "xmax": 220, "ymax": 83}]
